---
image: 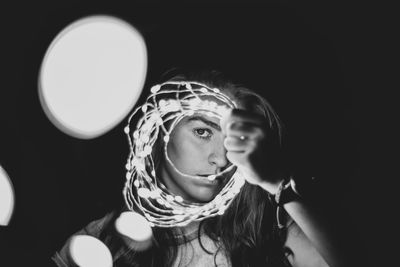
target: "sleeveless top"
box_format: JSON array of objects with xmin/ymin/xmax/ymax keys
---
[
  {"xmin": 171, "ymin": 221, "xmax": 231, "ymax": 267},
  {"xmin": 52, "ymin": 212, "xmax": 329, "ymax": 267}
]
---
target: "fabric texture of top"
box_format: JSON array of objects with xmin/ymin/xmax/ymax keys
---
[
  {"xmin": 52, "ymin": 211, "xmax": 329, "ymax": 267},
  {"xmin": 52, "ymin": 212, "xmax": 232, "ymax": 267}
]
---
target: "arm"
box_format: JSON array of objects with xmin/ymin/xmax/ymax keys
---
[
  {"xmin": 278, "ymin": 173, "xmax": 366, "ymax": 267},
  {"xmin": 283, "ymin": 198, "xmax": 339, "ymax": 267},
  {"xmin": 221, "ymin": 109, "xmax": 357, "ymax": 267},
  {"xmin": 284, "ymin": 218, "xmax": 330, "ymax": 267}
]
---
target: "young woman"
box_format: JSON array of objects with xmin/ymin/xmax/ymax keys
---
[{"xmin": 53, "ymin": 70, "xmax": 344, "ymax": 267}]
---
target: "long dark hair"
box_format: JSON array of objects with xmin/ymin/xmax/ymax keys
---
[{"xmin": 113, "ymin": 70, "xmax": 291, "ymax": 267}]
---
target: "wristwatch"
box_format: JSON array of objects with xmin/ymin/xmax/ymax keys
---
[
  {"xmin": 274, "ymin": 178, "xmax": 300, "ymax": 207},
  {"xmin": 274, "ymin": 175, "xmax": 317, "ymax": 228},
  {"xmin": 274, "ymin": 178, "xmax": 301, "ymax": 229}
]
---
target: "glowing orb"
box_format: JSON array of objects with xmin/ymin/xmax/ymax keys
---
[
  {"xmin": 0, "ymin": 165, "xmax": 15, "ymax": 226},
  {"xmin": 39, "ymin": 15, "xmax": 147, "ymax": 139},
  {"xmin": 115, "ymin": 211, "xmax": 153, "ymax": 251},
  {"xmin": 69, "ymin": 235, "xmax": 113, "ymax": 267}
]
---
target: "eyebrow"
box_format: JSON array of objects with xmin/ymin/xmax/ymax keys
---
[{"xmin": 187, "ymin": 115, "xmax": 221, "ymax": 131}]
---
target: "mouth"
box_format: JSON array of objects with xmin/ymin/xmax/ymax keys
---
[
  {"xmin": 198, "ymin": 174, "xmax": 217, "ymax": 179},
  {"xmin": 194, "ymin": 174, "xmax": 221, "ymax": 185}
]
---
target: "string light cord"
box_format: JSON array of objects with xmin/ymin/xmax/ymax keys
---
[{"xmin": 123, "ymin": 81, "xmax": 246, "ymax": 227}]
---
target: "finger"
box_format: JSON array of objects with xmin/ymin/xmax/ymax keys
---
[
  {"xmin": 224, "ymin": 136, "xmax": 247, "ymax": 152},
  {"xmin": 226, "ymin": 122, "xmax": 266, "ymax": 140},
  {"xmin": 220, "ymin": 109, "xmax": 265, "ymax": 134},
  {"xmin": 224, "ymin": 136, "xmax": 257, "ymax": 152}
]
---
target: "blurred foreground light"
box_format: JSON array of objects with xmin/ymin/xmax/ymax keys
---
[
  {"xmin": 115, "ymin": 211, "xmax": 153, "ymax": 251},
  {"xmin": 69, "ymin": 235, "xmax": 113, "ymax": 267},
  {"xmin": 0, "ymin": 165, "xmax": 15, "ymax": 226},
  {"xmin": 39, "ymin": 15, "xmax": 147, "ymax": 139}
]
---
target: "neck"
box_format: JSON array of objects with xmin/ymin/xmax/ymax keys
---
[{"xmin": 174, "ymin": 220, "xmax": 203, "ymax": 238}]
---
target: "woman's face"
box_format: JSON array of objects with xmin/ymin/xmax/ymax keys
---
[{"xmin": 160, "ymin": 113, "xmax": 230, "ymax": 203}]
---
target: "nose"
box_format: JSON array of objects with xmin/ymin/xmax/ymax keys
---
[{"xmin": 208, "ymin": 143, "xmax": 228, "ymax": 171}]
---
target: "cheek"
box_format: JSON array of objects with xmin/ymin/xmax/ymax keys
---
[{"xmin": 167, "ymin": 131, "xmax": 207, "ymax": 172}]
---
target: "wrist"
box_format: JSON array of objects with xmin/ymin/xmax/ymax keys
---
[
  {"xmin": 257, "ymin": 169, "xmax": 290, "ymax": 195},
  {"xmin": 274, "ymin": 177, "xmax": 300, "ymax": 207},
  {"xmin": 272, "ymin": 176, "xmax": 301, "ymax": 229}
]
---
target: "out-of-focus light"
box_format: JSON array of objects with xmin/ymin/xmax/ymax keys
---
[
  {"xmin": 69, "ymin": 235, "xmax": 113, "ymax": 267},
  {"xmin": 39, "ymin": 15, "xmax": 147, "ymax": 139},
  {"xmin": 115, "ymin": 211, "xmax": 153, "ymax": 251},
  {"xmin": 0, "ymin": 165, "xmax": 15, "ymax": 226}
]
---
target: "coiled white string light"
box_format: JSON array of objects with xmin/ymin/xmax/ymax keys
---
[{"xmin": 123, "ymin": 81, "xmax": 246, "ymax": 227}]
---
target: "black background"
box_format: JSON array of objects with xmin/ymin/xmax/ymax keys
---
[{"xmin": 0, "ymin": 1, "xmax": 394, "ymax": 266}]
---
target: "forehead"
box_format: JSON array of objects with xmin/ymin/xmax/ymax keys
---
[
  {"xmin": 176, "ymin": 113, "xmax": 221, "ymax": 130},
  {"xmin": 183, "ymin": 113, "xmax": 220, "ymax": 125}
]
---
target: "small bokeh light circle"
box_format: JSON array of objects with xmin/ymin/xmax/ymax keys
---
[
  {"xmin": 115, "ymin": 211, "xmax": 153, "ymax": 251},
  {"xmin": 69, "ymin": 235, "xmax": 113, "ymax": 267},
  {"xmin": 0, "ymin": 165, "xmax": 15, "ymax": 226},
  {"xmin": 39, "ymin": 15, "xmax": 147, "ymax": 139}
]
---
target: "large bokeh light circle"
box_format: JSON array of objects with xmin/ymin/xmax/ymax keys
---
[
  {"xmin": 69, "ymin": 235, "xmax": 113, "ymax": 267},
  {"xmin": 115, "ymin": 211, "xmax": 152, "ymax": 242},
  {"xmin": 39, "ymin": 15, "xmax": 147, "ymax": 139},
  {"xmin": 0, "ymin": 165, "xmax": 15, "ymax": 226},
  {"xmin": 115, "ymin": 211, "xmax": 153, "ymax": 251}
]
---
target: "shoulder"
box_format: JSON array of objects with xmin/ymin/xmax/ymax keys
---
[
  {"xmin": 81, "ymin": 211, "xmax": 116, "ymax": 237},
  {"xmin": 51, "ymin": 212, "xmax": 118, "ymax": 267},
  {"xmin": 284, "ymin": 220, "xmax": 330, "ymax": 267}
]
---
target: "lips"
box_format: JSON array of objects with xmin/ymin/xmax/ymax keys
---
[
  {"xmin": 197, "ymin": 174, "xmax": 219, "ymax": 180},
  {"xmin": 194, "ymin": 174, "xmax": 220, "ymax": 185},
  {"xmin": 198, "ymin": 174, "xmax": 214, "ymax": 178}
]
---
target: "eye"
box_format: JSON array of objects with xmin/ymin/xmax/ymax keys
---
[{"xmin": 193, "ymin": 128, "xmax": 213, "ymax": 140}]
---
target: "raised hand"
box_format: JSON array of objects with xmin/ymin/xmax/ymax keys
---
[{"xmin": 220, "ymin": 109, "xmax": 285, "ymax": 194}]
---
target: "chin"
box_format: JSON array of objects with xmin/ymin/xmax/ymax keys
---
[{"xmin": 187, "ymin": 187, "xmax": 219, "ymax": 203}]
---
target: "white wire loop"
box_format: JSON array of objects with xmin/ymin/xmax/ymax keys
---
[{"xmin": 123, "ymin": 81, "xmax": 246, "ymax": 227}]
